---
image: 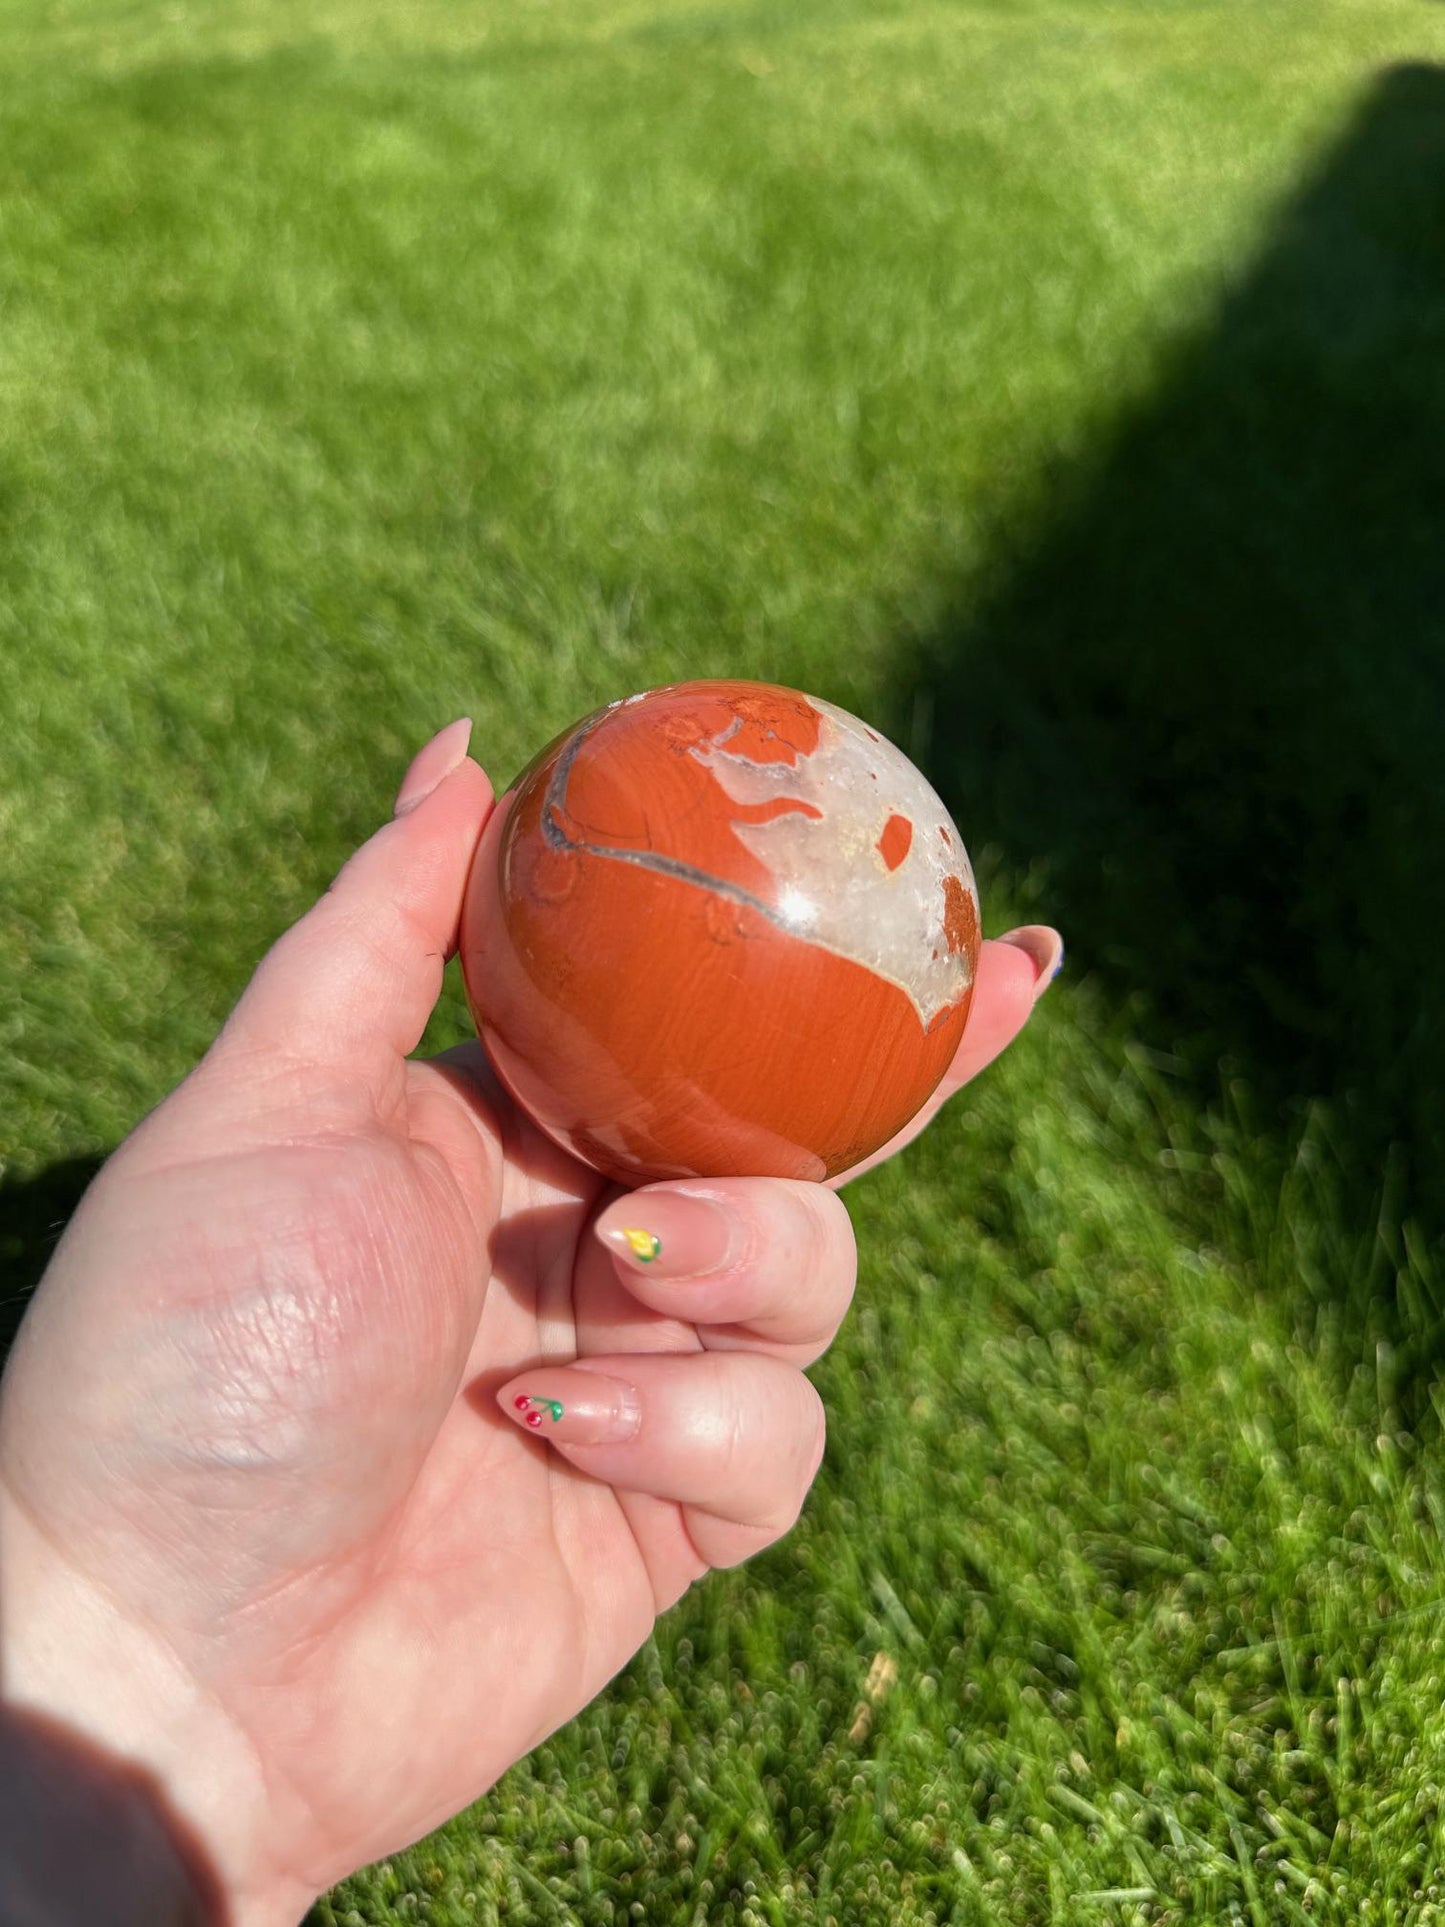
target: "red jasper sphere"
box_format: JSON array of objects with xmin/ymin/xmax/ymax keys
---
[{"xmin": 460, "ymin": 680, "xmax": 980, "ymax": 1184}]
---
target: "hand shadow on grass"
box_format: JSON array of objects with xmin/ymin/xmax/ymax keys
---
[{"xmin": 896, "ymin": 63, "xmax": 1445, "ymax": 1328}]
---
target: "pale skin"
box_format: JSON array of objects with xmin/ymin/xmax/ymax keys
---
[{"xmin": 0, "ymin": 721, "xmax": 1060, "ymax": 1925}]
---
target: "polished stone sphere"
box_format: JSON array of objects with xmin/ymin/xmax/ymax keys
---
[{"xmin": 460, "ymin": 680, "xmax": 980, "ymax": 1184}]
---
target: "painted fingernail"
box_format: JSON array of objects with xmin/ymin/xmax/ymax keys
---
[
  {"xmin": 394, "ymin": 718, "xmax": 474, "ymax": 816},
  {"xmin": 594, "ymin": 1190, "xmax": 737, "ymax": 1281},
  {"xmin": 497, "ymin": 1371, "xmax": 642, "ymax": 1446},
  {"xmin": 996, "ymin": 925, "xmax": 1064, "ymax": 1003}
]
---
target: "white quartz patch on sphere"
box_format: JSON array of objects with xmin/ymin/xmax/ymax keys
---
[{"xmin": 689, "ymin": 698, "xmax": 977, "ymax": 1027}]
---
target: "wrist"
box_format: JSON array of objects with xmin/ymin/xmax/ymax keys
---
[{"xmin": 0, "ymin": 1492, "xmax": 312, "ymax": 1927}]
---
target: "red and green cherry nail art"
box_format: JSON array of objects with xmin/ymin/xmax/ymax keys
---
[
  {"xmin": 622, "ymin": 1227, "xmax": 662, "ymax": 1263},
  {"xmin": 513, "ymin": 1393, "xmax": 564, "ymax": 1430},
  {"xmin": 501, "ymin": 1373, "xmax": 642, "ymax": 1445}
]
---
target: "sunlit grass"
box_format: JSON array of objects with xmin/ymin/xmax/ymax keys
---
[{"xmin": 4, "ymin": 0, "xmax": 1445, "ymax": 1919}]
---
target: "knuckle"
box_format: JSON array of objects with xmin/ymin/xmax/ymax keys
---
[
  {"xmin": 792, "ymin": 1186, "xmax": 857, "ymax": 1318},
  {"xmin": 766, "ymin": 1376, "xmax": 827, "ymax": 1534},
  {"xmin": 720, "ymin": 1379, "xmax": 750, "ymax": 1483},
  {"xmin": 796, "ymin": 1381, "xmax": 828, "ymax": 1488},
  {"xmin": 684, "ymin": 1511, "xmax": 776, "ymax": 1571},
  {"xmin": 793, "ymin": 1177, "xmax": 851, "ymax": 1245},
  {"xmin": 785, "ymin": 1181, "xmax": 854, "ymax": 1271}
]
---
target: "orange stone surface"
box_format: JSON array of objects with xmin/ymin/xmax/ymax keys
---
[{"xmin": 460, "ymin": 680, "xmax": 981, "ymax": 1184}]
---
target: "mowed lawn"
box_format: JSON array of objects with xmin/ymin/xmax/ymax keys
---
[{"xmin": 5, "ymin": 0, "xmax": 1445, "ymax": 1920}]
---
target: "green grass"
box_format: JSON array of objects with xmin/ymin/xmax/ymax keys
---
[{"xmin": 4, "ymin": 0, "xmax": 1445, "ymax": 1919}]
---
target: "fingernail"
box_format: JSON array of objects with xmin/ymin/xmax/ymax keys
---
[
  {"xmin": 394, "ymin": 718, "xmax": 473, "ymax": 816},
  {"xmin": 594, "ymin": 1189, "xmax": 738, "ymax": 1281},
  {"xmin": 497, "ymin": 1370, "xmax": 642, "ymax": 1446},
  {"xmin": 996, "ymin": 925, "xmax": 1064, "ymax": 1003}
]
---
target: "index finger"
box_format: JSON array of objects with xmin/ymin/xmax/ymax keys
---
[{"xmin": 585, "ymin": 1178, "xmax": 858, "ymax": 1368}]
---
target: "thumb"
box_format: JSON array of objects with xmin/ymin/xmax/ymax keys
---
[{"xmin": 214, "ymin": 721, "xmax": 494, "ymax": 1097}]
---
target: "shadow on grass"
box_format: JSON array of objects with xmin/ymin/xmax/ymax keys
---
[
  {"xmin": 900, "ymin": 63, "xmax": 1445, "ymax": 1284},
  {"xmin": 0, "ymin": 1154, "xmax": 105, "ymax": 1356}
]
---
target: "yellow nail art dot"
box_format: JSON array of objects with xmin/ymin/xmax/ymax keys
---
[{"xmin": 623, "ymin": 1227, "xmax": 662, "ymax": 1262}]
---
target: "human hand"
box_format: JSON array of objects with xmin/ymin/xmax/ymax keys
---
[{"xmin": 0, "ymin": 721, "xmax": 1057, "ymax": 1925}]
